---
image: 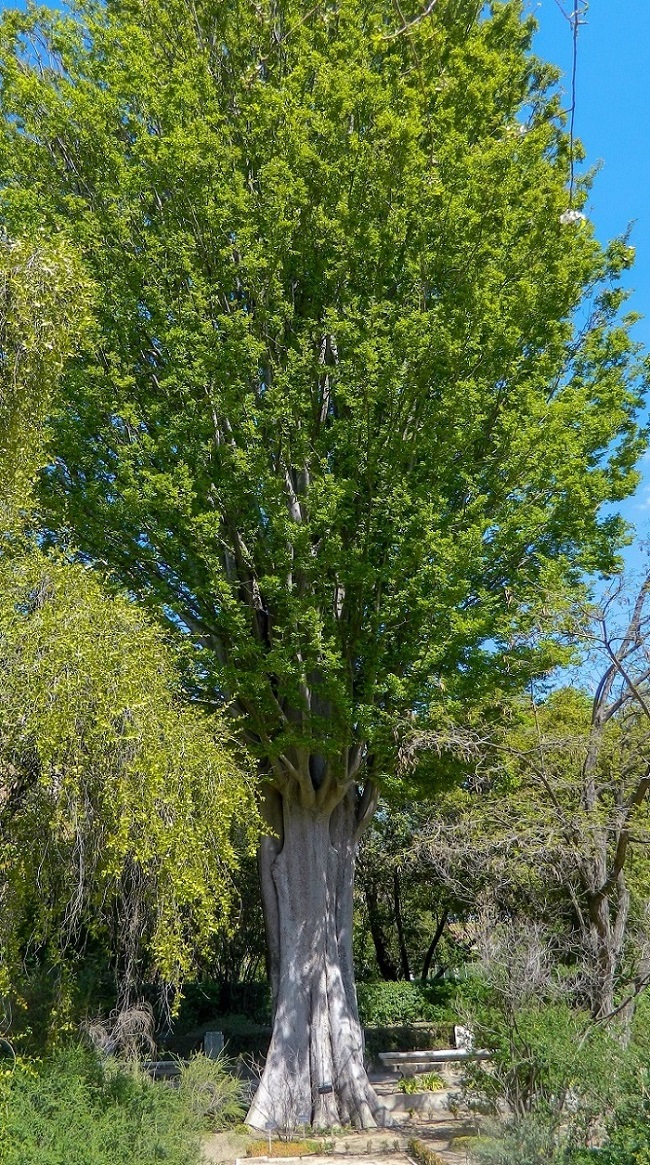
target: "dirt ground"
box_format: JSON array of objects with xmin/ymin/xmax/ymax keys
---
[{"xmin": 201, "ymin": 1112, "xmax": 479, "ymax": 1165}]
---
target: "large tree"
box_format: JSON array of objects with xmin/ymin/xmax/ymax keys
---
[{"xmin": 0, "ymin": 0, "xmax": 646, "ymax": 1127}]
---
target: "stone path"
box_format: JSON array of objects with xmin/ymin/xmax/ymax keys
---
[
  {"xmin": 235, "ymin": 1155, "xmax": 412, "ymax": 1165},
  {"xmin": 202, "ymin": 1114, "xmax": 476, "ymax": 1165}
]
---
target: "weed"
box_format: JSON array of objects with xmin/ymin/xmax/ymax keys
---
[{"xmin": 398, "ymin": 1072, "xmax": 445, "ymax": 1094}]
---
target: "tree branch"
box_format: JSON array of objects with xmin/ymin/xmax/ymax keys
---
[{"xmin": 383, "ymin": 0, "xmax": 439, "ymax": 41}]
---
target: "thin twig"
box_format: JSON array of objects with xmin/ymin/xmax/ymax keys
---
[{"xmin": 383, "ymin": 0, "xmax": 438, "ymax": 41}]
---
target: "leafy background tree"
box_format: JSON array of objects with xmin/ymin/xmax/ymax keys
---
[
  {"xmin": 355, "ymin": 803, "xmax": 461, "ymax": 984},
  {"xmin": 1, "ymin": 552, "xmax": 258, "ymax": 1025},
  {"xmin": 407, "ymin": 575, "xmax": 650, "ymax": 1025},
  {"xmin": 0, "ymin": 0, "xmax": 646, "ymax": 1128},
  {"xmin": 0, "ymin": 235, "xmax": 88, "ymax": 537}
]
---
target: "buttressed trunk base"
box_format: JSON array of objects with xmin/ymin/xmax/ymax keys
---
[{"xmin": 247, "ymin": 792, "xmax": 386, "ymax": 1130}]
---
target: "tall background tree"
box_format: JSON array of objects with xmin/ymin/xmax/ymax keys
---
[
  {"xmin": 355, "ymin": 801, "xmax": 459, "ymax": 983},
  {"xmin": 408, "ymin": 575, "xmax": 650, "ymax": 1023},
  {"xmin": 0, "ymin": 0, "xmax": 646, "ymax": 1128}
]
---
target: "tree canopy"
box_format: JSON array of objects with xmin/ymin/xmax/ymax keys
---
[{"xmin": 0, "ymin": 0, "xmax": 645, "ymax": 779}]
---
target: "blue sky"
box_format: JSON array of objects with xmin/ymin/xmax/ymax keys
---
[{"xmin": 531, "ymin": 1, "xmax": 650, "ymax": 567}]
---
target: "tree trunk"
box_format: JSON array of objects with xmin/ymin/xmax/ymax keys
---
[
  {"xmin": 393, "ymin": 869, "xmax": 411, "ymax": 981},
  {"xmin": 247, "ymin": 791, "xmax": 387, "ymax": 1131},
  {"xmin": 587, "ymin": 891, "xmax": 617, "ymax": 1019},
  {"xmin": 421, "ymin": 910, "xmax": 448, "ymax": 981},
  {"xmin": 360, "ymin": 875, "xmax": 399, "ymax": 981}
]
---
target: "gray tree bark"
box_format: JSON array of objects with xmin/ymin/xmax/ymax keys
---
[{"xmin": 246, "ymin": 788, "xmax": 386, "ymax": 1131}]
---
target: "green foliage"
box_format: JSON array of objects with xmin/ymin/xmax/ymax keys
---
[
  {"xmin": 561, "ymin": 997, "xmax": 650, "ymax": 1164},
  {"xmin": 356, "ymin": 802, "xmax": 458, "ymax": 982},
  {"xmin": 469, "ymin": 1115, "xmax": 563, "ymax": 1165},
  {"xmin": 356, "ymin": 980, "xmax": 453, "ymax": 1026},
  {"xmin": 0, "ymin": 550, "xmax": 259, "ymax": 997},
  {"xmin": 0, "ymin": 236, "xmax": 91, "ymax": 534},
  {"xmin": 0, "ymin": 1046, "xmax": 202, "ymax": 1165},
  {"xmin": 205, "ymin": 854, "xmax": 268, "ymax": 988},
  {"xmin": 575, "ymin": 1137, "xmax": 650, "ymax": 1165},
  {"xmin": 581, "ymin": 1130, "xmax": 650, "ymax": 1165},
  {"xmin": 0, "ymin": 0, "xmax": 644, "ymax": 786},
  {"xmin": 0, "ymin": 224, "xmax": 260, "ymax": 1019},
  {"xmin": 177, "ymin": 1052, "xmax": 247, "ymax": 1130},
  {"xmin": 467, "ymin": 1023, "xmax": 650, "ymax": 1165},
  {"xmin": 463, "ymin": 992, "xmax": 625, "ymax": 1126},
  {"xmin": 459, "ymin": 986, "xmax": 650, "ymax": 1165},
  {"xmin": 397, "ymin": 1071, "xmax": 445, "ymax": 1094},
  {"xmin": 0, "ymin": 229, "xmax": 260, "ymax": 1021}
]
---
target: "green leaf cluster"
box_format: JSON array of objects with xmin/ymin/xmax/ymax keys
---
[
  {"xmin": 0, "ymin": 0, "xmax": 644, "ymax": 776},
  {"xmin": 0, "ymin": 235, "xmax": 91, "ymax": 535}
]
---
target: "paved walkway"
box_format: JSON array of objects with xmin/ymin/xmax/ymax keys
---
[{"xmin": 222, "ymin": 1157, "xmax": 466, "ymax": 1165}]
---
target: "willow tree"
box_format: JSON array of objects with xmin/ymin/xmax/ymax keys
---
[
  {"xmin": 0, "ymin": 236, "xmax": 87, "ymax": 538},
  {"xmin": 0, "ymin": 0, "xmax": 645, "ymax": 1128},
  {"xmin": 0, "ymin": 237, "xmax": 258, "ymax": 1019}
]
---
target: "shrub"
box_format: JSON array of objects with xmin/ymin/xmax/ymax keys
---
[
  {"xmin": 356, "ymin": 981, "xmax": 454, "ymax": 1027},
  {"xmin": 0, "ymin": 1045, "xmax": 202, "ymax": 1165},
  {"xmin": 177, "ymin": 1052, "xmax": 247, "ymax": 1129},
  {"xmin": 460, "ymin": 995, "xmax": 650, "ymax": 1165},
  {"xmin": 468, "ymin": 1116, "xmax": 564, "ymax": 1165},
  {"xmin": 462, "ymin": 999, "xmax": 625, "ymax": 1127},
  {"xmin": 407, "ymin": 1136, "xmax": 447, "ymax": 1165},
  {"xmin": 398, "ymin": 1072, "xmax": 446, "ymax": 1094}
]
